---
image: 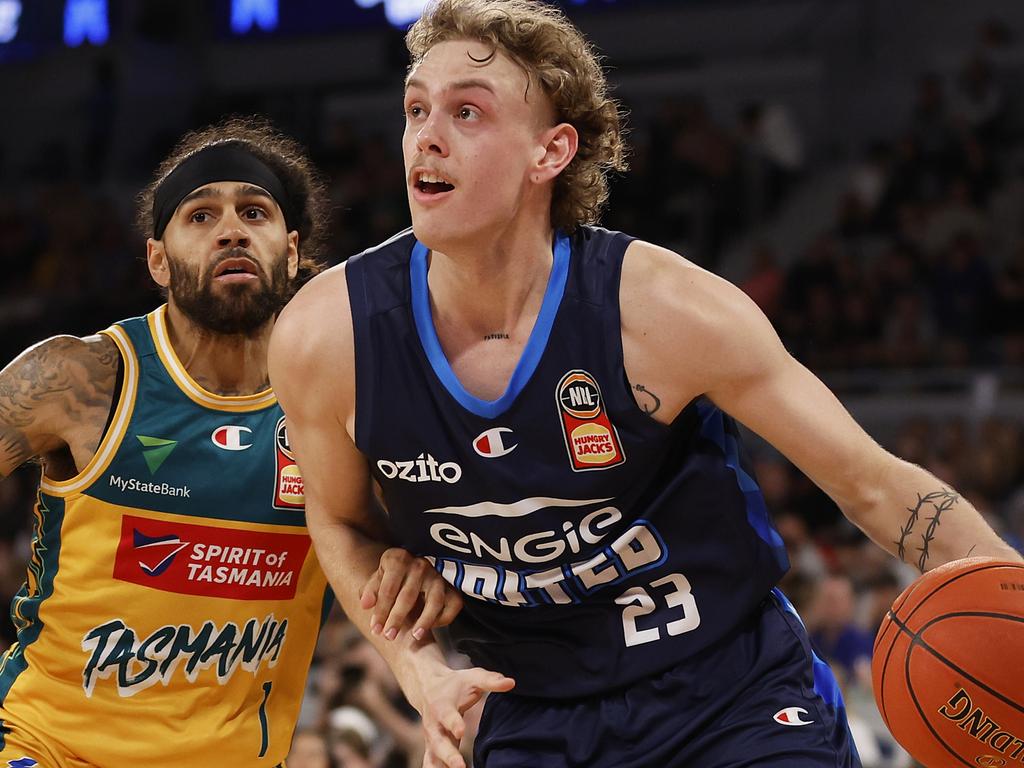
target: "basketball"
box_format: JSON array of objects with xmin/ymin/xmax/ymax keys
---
[{"xmin": 872, "ymin": 558, "xmax": 1024, "ymax": 767}]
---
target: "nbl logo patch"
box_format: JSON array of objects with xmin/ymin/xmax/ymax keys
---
[
  {"xmin": 273, "ymin": 415, "xmax": 305, "ymax": 510},
  {"xmin": 555, "ymin": 370, "xmax": 625, "ymax": 472}
]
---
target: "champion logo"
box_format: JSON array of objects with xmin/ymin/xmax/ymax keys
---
[
  {"xmin": 211, "ymin": 425, "xmax": 252, "ymax": 451},
  {"xmin": 473, "ymin": 427, "xmax": 517, "ymax": 458},
  {"xmin": 133, "ymin": 529, "xmax": 189, "ymax": 577},
  {"xmin": 773, "ymin": 707, "xmax": 814, "ymax": 726}
]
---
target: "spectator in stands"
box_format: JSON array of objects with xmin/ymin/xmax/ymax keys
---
[
  {"xmin": 847, "ymin": 142, "xmax": 894, "ymax": 231},
  {"xmin": 928, "ymin": 230, "xmax": 995, "ymax": 363},
  {"xmin": 952, "ymin": 55, "xmax": 1005, "ymax": 147},
  {"xmin": 335, "ymin": 636, "xmax": 425, "ymax": 768},
  {"xmin": 738, "ymin": 100, "xmax": 804, "ymax": 222},
  {"xmin": 328, "ymin": 707, "xmax": 378, "ymax": 768},
  {"xmin": 774, "ymin": 508, "xmax": 829, "ymax": 583},
  {"xmin": 995, "ymin": 240, "xmax": 1024, "ymax": 363},
  {"xmin": 740, "ymin": 243, "xmax": 785, "ymax": 320},
  {"xmin": 288, "ymin": 729, "xmax": 334, "ymax": 768},
  {"xmin": 807, "ymin": 575, "xmax": 874, "ymax": 686},
  {"xmin": 909, "ymin": 74, "xmax": 957, "ymax": 190}
]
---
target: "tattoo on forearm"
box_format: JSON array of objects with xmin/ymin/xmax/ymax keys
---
[
  {"xmin": 895, "ymin": 488, "xmax": 961, "ymax": 573},
  {"xmin": 634, "ymin": 384, "xmax": 662, "ymax": 415}
]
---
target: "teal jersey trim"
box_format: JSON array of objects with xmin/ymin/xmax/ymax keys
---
[
  {"xmin": 319, "ymin": 587, "xmax": 335, "ymax": 627},
  {"xmin": 89, "ymin": 314, "xmax": 307, "ymax": 528},
  {"xmin": 0, "ymin": 492, "xmax": 66, "ymax": 716}
]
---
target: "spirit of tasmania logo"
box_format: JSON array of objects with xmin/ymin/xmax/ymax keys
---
[{"xmin": 113, "ymin": 515, "xmax": 310, "ymax": 601}]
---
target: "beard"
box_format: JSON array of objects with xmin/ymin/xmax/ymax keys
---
[{"xmin": 166, "ymin": 246, "xmax": 291, "ymax": 336}]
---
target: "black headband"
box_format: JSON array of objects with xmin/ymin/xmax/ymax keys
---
[{"xmin": 152, "ymin": 143, "xmax": 297, "ymax": 239}]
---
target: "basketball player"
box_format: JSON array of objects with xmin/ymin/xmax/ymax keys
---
[
  {"xmin": 269, "ymin": 2, "xmax": 1024, "ymax": 767},
  {"xmin": 0, "ymin": 118, "xmax": 332, "ymax": 767}
]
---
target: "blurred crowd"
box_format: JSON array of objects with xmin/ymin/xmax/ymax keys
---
[
  {"xmin": 1, "ymin": 13, "xmax": 1023, "ymax": 768},
  {"xmin": 739, "ymin": 62, "xmax": 1024, "ymax": 369}
]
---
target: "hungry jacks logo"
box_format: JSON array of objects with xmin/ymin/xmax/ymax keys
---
[
  {"xmin": 273, "ymin": 416, "xmax": 304, "ymax": 510},
  {"xmin": 556, "ymin": 370, "xmax": 625, "ymax": 471}
]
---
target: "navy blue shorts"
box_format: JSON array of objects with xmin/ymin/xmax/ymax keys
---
[{"xmin": 473, "ymin": 589, "xmax": 861, "ymax": 768}]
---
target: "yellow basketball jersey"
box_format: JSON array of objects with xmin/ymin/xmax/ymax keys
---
[{"xmin": 0, "ymin": 307, "xmax": 328, "ymax": 766}]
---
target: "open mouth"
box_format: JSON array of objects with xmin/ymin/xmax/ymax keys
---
[
  {"xmin": 414, "ymin": 170, "xmax": 455, "ymax": 195},
  {"xmin": 212, "ymin": 256, "xmax": 259, "ymax": 280}
]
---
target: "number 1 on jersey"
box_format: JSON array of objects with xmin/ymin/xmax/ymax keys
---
[
  {"xmin": 616, "ymin": 572, "xmax": 701, "ymax": 647},
  {"xmin": 257, "ymin": 680, "xmax": 272, "ymax": 757}
]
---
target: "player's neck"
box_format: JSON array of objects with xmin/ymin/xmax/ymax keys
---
[
  {"xmin": 163, "ymin": 302, "xmax": 273, "ymax": 396},
  {"xmin": 426, "ymin": 225, "xmax": 556, "ymax": 336}
]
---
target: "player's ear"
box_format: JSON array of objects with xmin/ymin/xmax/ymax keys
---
[
  {"xmin": 286, "ymin": 231, "xmax": 299, "ymax": 280},
  {"xmin": 532, "ymin": 123, "xmax": 578, "ymax": 185},
  {"xmin": 147, "ymin": 239, "xmax": 171, "ymax": 288}
]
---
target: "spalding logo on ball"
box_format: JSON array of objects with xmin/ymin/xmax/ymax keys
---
[{"xmin": 872, "ymin": 557, "xmax": 1024, "ymax": 768}]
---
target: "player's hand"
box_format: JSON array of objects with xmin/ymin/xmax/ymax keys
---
[
  {"xmin": 361, "ymin": 547, "xmax": 464, "ymax": 641},
  {"xmin": 417, "ymin": 665, "xmax": 515, "ymax": 768}
]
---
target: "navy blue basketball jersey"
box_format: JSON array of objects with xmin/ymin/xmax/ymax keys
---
[{"xmin": 346, "ymin": 227, "xmax": 790, "ymax": 698}]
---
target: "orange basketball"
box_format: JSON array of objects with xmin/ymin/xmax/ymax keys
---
[{"xmin": 872, "ymin": 557, "xmax": 1024, "ymax": 768}]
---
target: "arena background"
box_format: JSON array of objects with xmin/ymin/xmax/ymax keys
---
[{"xmin": 2, "ymin": 1, "xmax": 1024, "ymax": 766}]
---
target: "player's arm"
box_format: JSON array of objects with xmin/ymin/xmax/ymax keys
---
[
  {"xmin": 622, "ymin": 241, "xmax": 1021, "ymax": 573},
  {"xmin": 0, "ymin": 334, "xmax": 119, "ymax": 479},
  {"xmin": 269, "ymin": 266, "xmax": 512, "ymax": 768}
]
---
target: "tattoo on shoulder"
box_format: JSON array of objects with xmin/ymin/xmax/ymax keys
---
[
  {"xmin": 895, "ymin": 488, "xmax": 961, "ymax": 573},
  {"xmin": 633, "ymin": 384, "xmax": 662, "ymax": 415},
  {"xmin": 0, "ymin": 335, "xmax": 119, "ymax": 472},
  {"xmin": 42, "ymin": 336, "xmax": 120, "ymax": 422}
]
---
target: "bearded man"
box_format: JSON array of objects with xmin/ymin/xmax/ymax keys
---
[{"xmin": 0, "ymin": 117, "xmax": 332, "ymax": 767}]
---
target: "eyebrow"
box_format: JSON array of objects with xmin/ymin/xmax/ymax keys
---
[
  {"xmin": 236, "ymin": 184, "xmax": 276, "ymax": 204},
  {"xmin": 177, "ymin": 184, "xmax": 275, "ymax": 209},
  {"xmin": 405, "ymin": 77, "xmax": 497, "ymax": 97}
]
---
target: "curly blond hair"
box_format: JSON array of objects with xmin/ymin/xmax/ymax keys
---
[{"xmin": 406, "ymin": 0, "xmax": 628, "ymax": 232}]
